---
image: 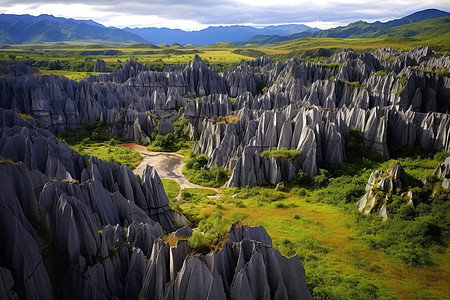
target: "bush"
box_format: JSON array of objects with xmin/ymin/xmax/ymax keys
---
[
  {"xmin": 188, "ymin": 231, "xmax": 208, "ymax": 251},
  {"xmin": 313, "ymin": 169, "xmax": 330, "ymax": 188},
  {"xmin": 147, "ymin": 116, "xmax": 192, "ymax": 151},
  {"xmin": 260, "ymin": 147, "xmax": 301, "ymax": 163},
  {"xmin": 183, "ymin": 151, "xmax": 229, "ymax": 187}
]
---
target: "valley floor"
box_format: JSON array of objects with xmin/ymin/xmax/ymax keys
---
[{"xmin": 123, "ymin": 143, "xmax": 218, "ymax": 191}]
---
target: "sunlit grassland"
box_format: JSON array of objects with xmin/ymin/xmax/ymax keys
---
[
  {"xmin": 71, "ymin": 140, "xmax": 142, "ymax": 170},
  {"xmin": 259, "ymin": 36, "xmax": 449, "ymax": 52},
  {"xmin": 37, "ymin": 69, "xmax": 107, "ymax": 81},
  {"xmin": 161, "ymin": 179, "xmax": 181, "ymax": 200}
]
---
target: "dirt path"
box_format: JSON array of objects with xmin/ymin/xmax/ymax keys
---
[{"xmin": 122, "ymin": 143, "xmax": 218, "ymax": 192}]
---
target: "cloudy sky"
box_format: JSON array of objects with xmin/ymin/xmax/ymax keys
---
[{"xmin": 0, "ymin": 0, "xmax": 449, "ymax": 30}]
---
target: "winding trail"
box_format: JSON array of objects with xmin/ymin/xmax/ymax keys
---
[{"xmin": 122, "ymin": 143, "xmax": 218, "ymax": 192}]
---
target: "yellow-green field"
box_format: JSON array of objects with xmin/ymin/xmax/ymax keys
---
[{"xmin": 37, "ymin": 70, "xmax": 108, "ymax": 81}]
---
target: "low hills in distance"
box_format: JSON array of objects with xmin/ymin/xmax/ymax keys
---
[
  {"xmin": 0, "ymin": 9, "xmax": 448, "ymax": 47},
  {"xmin": 0, "ymin": 14, "xmax": 147, "ymax": 44}
]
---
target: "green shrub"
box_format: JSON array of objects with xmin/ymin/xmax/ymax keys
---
[
  {"xmin": 376, "ymin": 70, "xmax": 387, "ymax": 76},
  {"xmin": 188, "ymin": 231, "xmax": 208, "ymax": 251},
  {"xmin": 275, "ymin": 182, "xmax": 286, "ymax": 192},
  {"xmin": 397, "ymin": 75, "xmax": 408, "ymax": 96},
  {"xmin": 313, "ymin": 169, "xmax": 330, "ymax": 188},
  {"xmin": 260, "ymin": 147, "xmax": 301, "ymax": 163},
  {"xmin": 147, "ymin": 116, "xmax": 192, "ymax": 151},
  {"xmin": 183, "ymin": 151, "xmax": 229, "ymax": 187}
]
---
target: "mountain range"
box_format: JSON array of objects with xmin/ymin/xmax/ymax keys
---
[
  {"xmin": 123, "ymin": 24, "xmax": 319, "ymax": 45},
  {"xmin": 236, "ymin": 9, "xmax": 449, "ymax": 45},
  {"xmin": 0, "ymin": 9, "xmax": 448, "ymax": 45}
]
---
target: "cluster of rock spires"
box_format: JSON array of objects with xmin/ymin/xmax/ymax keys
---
[
  {"xmin": 0, "ymin": 109, "xmax": 312, "ymax": 299},
  {"xmin": 1, "ymin": 48, "xmax": 449, "ymax": 186}
]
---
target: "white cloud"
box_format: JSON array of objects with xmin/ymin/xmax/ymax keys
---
[{"xmin": 0, "ymin": 0, "xmax": 448, "ymax": 30}]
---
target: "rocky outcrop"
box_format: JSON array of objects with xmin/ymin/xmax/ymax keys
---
[
  {"xmin": 357, "ymin": 162, "xmax": 409, "ymax": 220},
  {"xmin": 433, "ymin": 156, "xmax": 450, "ymax": 189},
  {"xmin": 0, "ymin": 60, "xmax": 37, "ymax": 77},
  {"xmin": 0, "ymin": 162, "xmax": 53, "ymax": 300},
  {"xmin": 0, "ymin": 109, "xmax": 186, "ymax": 230},
  {"xmin": 93, "ymin": 59, "xmax": 107, "ymax": 72},
  {"xmin": 161, "ymin": 224, "xmax": 312, "ymax": 300},
  {"xmin": 227, "ymin": 146, "xmax": 297, "ymax": 187}
]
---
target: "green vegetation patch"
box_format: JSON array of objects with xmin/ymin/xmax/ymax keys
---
[
  {"xmin": 182, "ymin": 151, "xmax": 230, "ymax": 188},
  {"xmin": 232, "ymin": 49, "xmax": 267, "ymax": 58},
  {"xmin": 161, "ymin": 179, "xmax": 180, "ymax": 200},
  {"xmin": 147, "ymin": 116, "xmax": 193, "ymax": 152},
  {"xmin": 260, "ymin": 147, "xmax": 301, "ymax": 163},
  {"xmin": 57, "ymin": 122, "xmax": 142, "ymax": 169},
  {"xmin": 16, "ymin": 113, "xmax": 34, "ymax": 119}
]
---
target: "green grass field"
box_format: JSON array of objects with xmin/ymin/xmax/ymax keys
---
[{"xmin": 57, "ymin": 123, "xmax": 143, "ymax": 169}]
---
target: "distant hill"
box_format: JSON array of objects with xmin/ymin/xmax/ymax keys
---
[
  {"xmin": 236, "ymin": 9, "xmax": 449, "ymax": 45},
  {"xmin": 312, "ymin": 9, "xmax": 449, "ymax": 38},
  {"xmin": 0, "ymin": 14, "xmax": 147, "ymax": 44},
  {"xmin": 123, "ymin": 24, "xmax": 319, "ymax": 45},
  {"xmin": 0, "ymin": 13, "xmax": 104, "ymax": 27}
]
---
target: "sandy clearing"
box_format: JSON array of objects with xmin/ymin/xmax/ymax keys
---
[{"xmin": 122, "ymin": 143, "xmax": 218, "ymax": 192}]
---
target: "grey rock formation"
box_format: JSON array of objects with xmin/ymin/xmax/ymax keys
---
[
  {"xmin": 159, "ymin": 118, "xmax": 175, "ymax": 135},
  {"xmin": 0, "ymin": 162, "xmax": 53, "ymax": 300},
  {"xmin": 357, "ymin": 162, "xmax": 409, "ymax": 220},
  {"xmin": 433, "ymin": 156, "xmax": 450, "ymax": 189},
  {"xmin": 174, "ymin": 225, "xmax": 193, "ymax": 238},
  {"xmin": 0, "ymin": 110, "xmax": 312, "ymax": 299},
  {"xmin": 0, "ymin": 46, "xmax": 449, "ymax": 297},
  {"xmin": 0, "ymin": 60, "xmax": 37, "ymax": 77},
  {"xmin": 94, "ymin": 59, "xmax": 107, "ymax": 72}
]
